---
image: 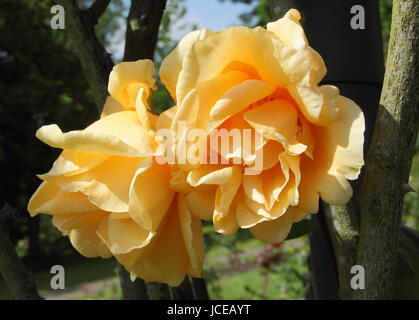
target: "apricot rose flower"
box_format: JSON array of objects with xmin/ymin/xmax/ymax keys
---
[{"xmin": 159, "ymin": 9, "xmax": 365, "ymax": 243}]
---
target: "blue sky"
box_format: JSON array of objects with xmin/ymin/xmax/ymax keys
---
[
  {"xmin": 181, "ymin": 0, "xmax": 253, "ymax": 31},
  {"xmin": 108, "ymin": 0, "xmax": 255, "ymax": 59}
]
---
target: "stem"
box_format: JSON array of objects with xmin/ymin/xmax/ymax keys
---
[{"xmin": 354, "ymin": 0, "xmax": 419, "ymax": 299}]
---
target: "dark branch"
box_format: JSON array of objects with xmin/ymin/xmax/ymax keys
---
[
  {"xmin": 86, "ymin": 0, "xmax": 111, "ymax": 26},
  {"xmin": 55, "ymin": 0, "xmax": 114, "ymax": 113},
  {"xmin": 124, "ymin": 0, "xmax": 167, "ymax": 61},
  {"xmin": 145, "ymin": 281, "xmax": 171, "ymax": 300},
  {"xmin": 0, "ymin": 203, "xmax": 42, "ymax": 300},
  {"xmin": 170, "ymin": 277, "xmax": 196, "ymax": 300},
  {"xmin": 118, "ymin": 264, "xmax": 149, "ymax": 300},
  {"xmin": 267, "ymin": 0, "xmax": 297, "ymax": 19}
]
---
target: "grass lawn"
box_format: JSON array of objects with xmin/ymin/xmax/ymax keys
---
[
  {"xmin": 1, "ymin": 232, "xmax": 311, "ymax": 300},
  {"xmin": 206, "ymin": 237, "xmax": 309, "ymax": 300},
  {"xmin": 0, "ymin": 254, "xmax": 118, "ymax": 300}
]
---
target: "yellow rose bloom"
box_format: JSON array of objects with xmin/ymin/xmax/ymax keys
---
[
  {"xmin": 159, "ymin": 9, "xmax": 365, "ymax": 243},
  {"xmin": 28, "ymin": 9, "xmax": 365, "ymax": 286},
  {"xmin": 28, "ymin": 60, "xmax": 204, "ymax": 286}
]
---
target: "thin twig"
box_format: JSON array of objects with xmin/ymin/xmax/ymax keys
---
[{"xmin": 86, "ymin": 0, "xmax": 111, "ymax": 25}]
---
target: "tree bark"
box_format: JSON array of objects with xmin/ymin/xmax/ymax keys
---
[
  {"xmin": 354, "ymin": 0, "xmax": 419, "ymax": 299},
  {"xmin": 124, "ymin": 0, "xmax": 167, "ymax": 61},
  {"xmin": 0, "ymin": 204, "xmax": 42, "ymax": 300},
  {"xmin": 192, "ymin": 277, "xmax": 210, "ymax": 300},
  {"xmin": 86, "ymin": 0, "xmax": 111, "ymax": 26},
  {"xmin": 55, "ymin": 0, "xmax": 113, "ymax": 112},
  {"xmin": 146, "ymin": 281, "xmax": 171, "ymax": 300},
  {"xmin": 169, "ymin": 277, "xmax": 195, "ymax": 300},
  {"xmin": 28, "ymin": 215, "xmax": 41, "ymax": 262},
  {"xmin": 118, "ymin": 264, "xmax": 148, "ymax": 300},
  {"xmin": 322, "ymin": 202, "xmax": 358, "ymax": 299},
  {"xmin": 267, "ymin": 0, "xmax": 297, "ymax": 19}
]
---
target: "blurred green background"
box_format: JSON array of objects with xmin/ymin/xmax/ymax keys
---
[{"xmin": 0, "ymin": 0, "xmax": 417, "ymax": 300}]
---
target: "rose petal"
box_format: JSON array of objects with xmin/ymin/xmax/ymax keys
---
[
  {"xmin": 96, "ymin": 217, "xmax": 154, "ymax": 255},
  {"xmin": 160, "ymin": 29, "xmax": 214, "ymax": 102},
  {"xmin": 28, "ymin": 181, "xmax": 97, "ymax": 216},
  {"xmin": 108, "ymin": 59, "xmax": 155, "ymax": 108},
  {"xmin": 178, "ymin": 194, "xmax": 204, "ymax": 274},
  {"xmin": 185, "ymin": 191, "xmax": 215, "ymax": 221},
  {"xmin": 36, "ymin": 111, "xmax": 154, "ymax": 157},
  {"xmin": 129, "ymin": 160, "xmax": 175, "ymax": 231}
]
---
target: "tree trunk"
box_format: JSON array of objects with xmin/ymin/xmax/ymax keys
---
[
  {"xmin": 169, "ymin": 277, "xmax": 196, "ymax": 300},
  {"xmin": 28, "ymin": 215, "xmax": 41, "ymax": 262},
  {"xmin": 354, "ymin": 0, "xmax": 419, "ymax": 299},
  {"xmin": 0, "ymin": 204, "xmax": 42, "ymax": 300},
  {"xmin": 118, "ymin": 264, "xmax": 148, "ymax": 300},
  {"xmin": 146, "ymin": 282, "xmax": 171, "ymax": 300},
  {"xmin": 321, "ymin": 202, "xmax": 358, "ymax": 299},
  {"xmin": 55, "ymin": 0, "xmax": 113, "ymax": 112},
  {"xmin": 124, "ymin": 0, "xmax": 167, "ymax": 61},
  {"xmin": 192, "ymin": 277, "xmax": 210, "ymax": 300}
]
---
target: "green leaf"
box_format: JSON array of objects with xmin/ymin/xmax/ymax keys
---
[{"xmin": 286, "ymin": 219, "xmax": 319, "ymax": 241}]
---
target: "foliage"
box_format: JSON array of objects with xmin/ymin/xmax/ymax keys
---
[
  {"xmin": 0, "ymin": 0, "xmax": 98, "ymax": 264},
  {"xmin": 379, "ymin": 0, "xmax": 393, "ymax": 60},
  {"xmin": 286, "ymin": 219, "xmax": 319, "ymax": 240}
]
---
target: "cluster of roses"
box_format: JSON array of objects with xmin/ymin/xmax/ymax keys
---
[{"xmin": 28, "ymin": 10, "xmax": 364, "ymax": 286}]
